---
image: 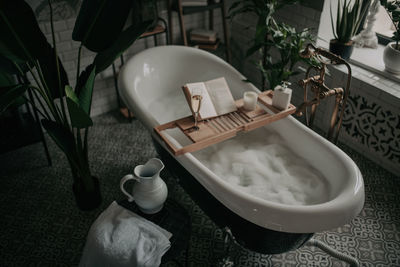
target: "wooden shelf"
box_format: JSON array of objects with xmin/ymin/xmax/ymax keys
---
[
  {"xmin": 140, "ymin": 24, "xmax": 167, "ymax": 39},
  {"xmin": 191, "ymin": 38, "xmax": 220, "ymax": 51},
  {"xmin": 154, "ymin": 90, "xmax": 296, "ymax": 156},
  {"xmin": 172, "ymin": 2, "xmax": 222, "ymax": 14}
]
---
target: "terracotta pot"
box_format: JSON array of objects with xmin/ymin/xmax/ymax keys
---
[
  {"xmin": 383, "ymin": 42, "xmax": 400, "ymax": 74},
  {"xmin": 73, "ymin": 176, "xmax": 102, "ymax": 211},
  {"xmin": 329, "ymin": 39, "xmax": 354, "ymax": 60}
]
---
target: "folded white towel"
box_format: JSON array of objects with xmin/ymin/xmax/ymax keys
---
[{"xmin": 79, "ymin": 201, "xmax": 172, "ymax": 267}]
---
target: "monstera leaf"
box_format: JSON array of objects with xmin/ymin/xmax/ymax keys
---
[{"xmin": 72, "ymin": 0, "xmax": 133, "ymax": 52}]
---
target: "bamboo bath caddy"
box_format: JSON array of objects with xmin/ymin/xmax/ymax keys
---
[{"xmin": 154, "ymin": 90, "xmax": 296, "ymax": 156}]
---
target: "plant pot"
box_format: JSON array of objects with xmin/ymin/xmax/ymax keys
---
[
  {"xmin": 73, "ymin": 176, "xmax": 102, "ymax": 211},
  {"xmin": 383, "ymin": 42, "xmax": 400, "ymax": 74},
  {"xmin": 329, "ymin": 39, "xmax": 354, "ymax": 60}
]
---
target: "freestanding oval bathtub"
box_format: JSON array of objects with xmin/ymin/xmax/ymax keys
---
[{"xmin": 119, "ymin": 46, "xmax": 365, "ymax": 254}]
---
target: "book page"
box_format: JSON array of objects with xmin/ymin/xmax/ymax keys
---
[
  {"xmin": 185, "ymin": 82, "xmax": 217, "ymax": 119},
  {"xmin": 204, "ymin": 77, "xmax": 237, "ymax": 116}
]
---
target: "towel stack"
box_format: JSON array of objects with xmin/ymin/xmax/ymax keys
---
[{"xmin": 79, "ymin": 201, "xmax": 172, "ymax": 267}]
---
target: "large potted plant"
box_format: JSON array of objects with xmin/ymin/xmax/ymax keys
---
[
  {"xmin": 330, "ymin": 0, "xmax": 369, "ymax": 60},
  {"xmin": 229, "ymin": 0, "xmax": 314, "ymax": 90},
  {"xmin": 0, "ymin": 0, "xmax": 151, "ymax": 210},
  {"xmin": 380, "ymin": 0, "xmax": 400, "ymax": 74}
]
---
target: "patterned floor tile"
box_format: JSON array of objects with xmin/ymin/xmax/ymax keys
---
[{"xmin": 0, "ymin": 111, "xmax": 399, "ymax": 266}]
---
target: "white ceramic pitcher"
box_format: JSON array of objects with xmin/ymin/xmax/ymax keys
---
[{"xmin": 120, "ymin": 158, "xmax": 168, "ymax": 214}]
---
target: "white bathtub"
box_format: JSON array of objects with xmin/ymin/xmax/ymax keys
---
[{"xmin": 119, "ymin": 46, "xmax": 364, "ymax": 240}]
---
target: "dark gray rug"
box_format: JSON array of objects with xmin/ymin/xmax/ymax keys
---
[{"xmin": 0, "ymin": 111, "xmax": 399, "ymax": 266}]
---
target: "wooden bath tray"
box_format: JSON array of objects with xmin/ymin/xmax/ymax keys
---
[{"xmin": 154, "ymin": 90, "xmax": 296, "ymax": 156}]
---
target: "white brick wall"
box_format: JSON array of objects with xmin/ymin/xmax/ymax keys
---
[{"xmin": 37, "ymin": 1, "xmax": 226, "ymax": 117}]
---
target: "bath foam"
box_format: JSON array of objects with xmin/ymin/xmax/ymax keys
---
[
  {"xmin": 150, "ymin": 90, "xmax": 330, "ymax": 205},
  {"xmin": 194, "ymin": 129, "xmax": 330, "ymax": 206}
]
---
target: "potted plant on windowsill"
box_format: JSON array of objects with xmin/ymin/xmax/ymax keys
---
[
  {"xmin": 228, "ymin": 0, "xmax": 314, "ymax": 90},
  {"xmin": 380, "ymin": 0, "xmax": 400, "ymax": 74},
  {"xmin": 330, "ymin": 0, "xmax": 369, "ymax": 60},
  {"xmin": 0, "ymin": 0, "xmax": 151, "ymax": 211}
]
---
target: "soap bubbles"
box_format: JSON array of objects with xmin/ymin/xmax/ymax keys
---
[{"xmin": 195, "ymin": 129, "xmax": 330, "ymax": 206}]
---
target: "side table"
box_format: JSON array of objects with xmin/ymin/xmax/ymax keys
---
[{"xmin": 118, "ymin": 198, "xmax": 191, "ymax": 266}]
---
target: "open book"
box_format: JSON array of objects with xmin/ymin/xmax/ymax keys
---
[{"xmin": 182, "ymin": 77, "xmax": 237, "ymax": 120}]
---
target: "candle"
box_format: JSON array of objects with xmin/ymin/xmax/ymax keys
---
[{"xmin": 243, "ymin": 91, "xmax": 258, "ymax": 111}]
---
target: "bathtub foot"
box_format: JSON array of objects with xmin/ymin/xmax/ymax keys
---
[
  {"xmin": 217, "ymin": 227, "xmax": 238, "ymax": 267},
  {"xmin": 219, "ymin": 227, "xmax": 234, "ymax": 267},
  {"xmin": 306, "ymin": 238, "xmax": 359, "ymax": 267}
]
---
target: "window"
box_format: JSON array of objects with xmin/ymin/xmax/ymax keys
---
[
  {"xmin": 373, "ymin": 5, "xmax": 396, "ymax": 44},
  {"xmin": 317, "ymin": 0, "xmax": 400, "ymax": 85}
]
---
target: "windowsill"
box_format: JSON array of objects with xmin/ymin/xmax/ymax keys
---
[
  {"xmin": 316, "ymin": 39, "xmax": 400, "ymax": 104},
  {"xmin": 349, "ymin": 44, "xmax": 400, "ymax": 84}
]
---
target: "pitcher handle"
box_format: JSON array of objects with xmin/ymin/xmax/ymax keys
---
[{"xmin": 120, "ymin": 174, "xmax": 140, "ymax": 202}]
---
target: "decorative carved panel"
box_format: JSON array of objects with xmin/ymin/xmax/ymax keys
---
[{"xmin": 342, "ymin": 94, "xmax": 400, "ymax": 166}]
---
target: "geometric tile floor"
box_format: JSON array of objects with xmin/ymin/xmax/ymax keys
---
[{"xmin": 0, "ymin": 111, "xmax": 399, "ymax": 266}]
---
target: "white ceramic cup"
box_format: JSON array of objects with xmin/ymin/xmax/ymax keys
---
[{"xmin": 243, "ymin": 91, "xmax": 258, "ymax": 111}]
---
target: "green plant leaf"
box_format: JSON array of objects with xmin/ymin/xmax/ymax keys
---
[
  {"xmin": 66, "ymin": 97, "xmax": 93, "ymax": 128},
  {"xmin": 0, "ymin": 1, "xmax": 50, "ymax": 62},
  {"xmin": 254, "ymin": 20, "xmax": 268, "ymax": 44},
  {"xmin": 336, "ymin": 0, "xmax": 341, "ymax": 38},
  {"xmin": 0, "ymin": 54, "xmax": 29, "ymax": 75},
  {"xmin": 0, "ymin": 1, "xmax": 35, "ymax": 63},
  {"xmin": 0, "ymin": 40, "xmax": 27, "ymax": 67},
  {"xmin": 77, "ymin": 64, "xmax": 96, "ymax": 114},
  {"xmin": 354, "ymin": 0, "xmax": 370, "ymax": 34},
  {"xmin": 65, "ymin": 85, "xmax": 79, "ymax": 104},
  {"xmin": 330, "ymin": 2, "xmax": 338, "ymax": 40},
  {"xmin": 339, "ymin": 4, "xmax": 347, "ymax": 41},
  {"xmin": 65, "ymin": 85, "xmax": 94, "ymax": 128},
  {"xmin": 0, "ymin": 1, "xmax": 69, "ymax": 99},
  {"xmin": 0, "ymin": 84, "xmax": 28, "ymax": 114},
  {"xmin": 38, "ymin": 47, "xmax": 69, "ymax": 99},
  {"xmin": 246, "ymin": 43, "xmax": 264, "ymax": 57},
  {"xmin": 93, "ymin": 20, "xmax": 152, "ymax": 74},
  {"xmin": 41, "ymin": 119, "xmax": 76, "ymax": 158},
  {"xmin": 0, "ymin": 71, "xmax": 15, "ymax": 87},
  {"xmin": 73, "ymin": 0, "xmax": 132, "ymax": 52}
]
